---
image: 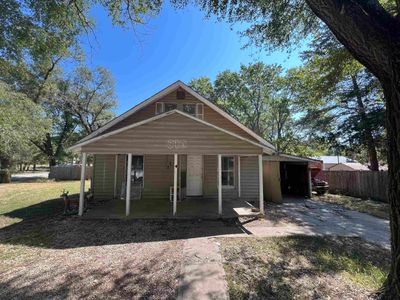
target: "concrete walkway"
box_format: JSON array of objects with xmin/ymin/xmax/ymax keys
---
[
  {"xmin": 177, "ymin": 198, "xmax": 390, "ymax": 299},
  {"xmin": 178, "ymin": 237, "xmax": 228, "ymax": 300},
  {"xmin": 243, "ymin": 198, "xmax": 390, "ymax": 249}
]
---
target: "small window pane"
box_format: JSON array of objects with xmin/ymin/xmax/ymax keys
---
[
  {"xmin": 183, "ymin": 104, "xmax": 196, "ymax": 115},
  {"xmin": 156, "ymin": 102, "xmax": 164, "ymax": 114},
  {"xmin": 222, "ymin": 171, "xmax": 228, "ymax": 186},
  {"xmin": 131, "ymin": 156, "xmax": 144, "ymax": 184},
  {"xmin": 221, "ymin": 156, "xmax": 234, "ymax": 187},
  {"xmin": 165, "ymin": 103, "xmax": 177, "ymax": 112}
]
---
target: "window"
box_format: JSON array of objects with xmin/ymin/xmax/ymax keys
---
[
  {"xmin": 164, "ymin": 103, "xmax": 177, "ymax": 112},
  {"xmin": 183, "ymin": 103, "xmax": 204, "ymax": 119},
  {"xmin": 155, "ymin": 102, "xmax": 164, "ymax": 114},
  {"xmin": 221, "ymin": 156, "xmax": 234, "ymax": 187},
  {"xmin": 131, "ymin": 156, "xmax": 144, "ymax": 185},
  {"xmin": 183, "ymin": 103, "xmax": 196, "ymax": 116},
  {"xmin": 196, "ymin": 103, "xmax": 204, "ymax": 119}
]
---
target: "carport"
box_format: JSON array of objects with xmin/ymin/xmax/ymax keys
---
[{"xmin": 263, "ymin": 154, "xmax": 322, "ymax": 203}]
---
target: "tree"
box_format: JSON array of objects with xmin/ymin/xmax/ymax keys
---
[
  {"xmin": 190, "ymin": 62, "xmax": 321, "ymax": 155},
  {"xmin": 180, "ymin": 0, "xmax": 400, "ymax": 296},
  {"xmin": 31, "ymin": 66, "xmax": 117, "ymax": 167},
  {"xmin": 0, "ymin": 81, "xmax": 50, "ymax": 176},
  {"xmin": 289, "ymin": 33, "xmax": 386, "ymax": 170}
]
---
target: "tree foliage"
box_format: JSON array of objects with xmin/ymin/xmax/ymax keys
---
[
  {"xmin": 0, "ymin": 81, "xmax": 51, "ymax": 165},
  {"xmin": 190, "ymin": 62, "xmax": 325, "ymax": 155}
]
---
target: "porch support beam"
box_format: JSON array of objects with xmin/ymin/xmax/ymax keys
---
[
  {"xmin": 238, "ymin": 156, "xmax": 241, "ymax": 198},
  {"xmin": 78, "ymin": 152, "xmax": 87, "ymax": 216},
  {"xmin": 113, "ymin": 154, "xmax": 118, "ymax": 199},
  {"xmin": 218, "ymin": 154, "xmax": 222, "ymax": 215},
  {"xmin": 173, "ymin": 153, "xmax": 178, "ymax": 216},
  {"xmin": 258, "ymin": 154, "xmax": 264, "ymax": 214},
  {"xmin": 126, "ymin": 153, "xmax": 132, "ymax": 216}
]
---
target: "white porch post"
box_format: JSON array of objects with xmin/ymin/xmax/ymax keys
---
[
  {"xmin": 218, "ymin": 154, "xmax": 222, "ymax": 215},
  {"xmin": 238, "ymin": 156, "xmax": 241, "ymax": 198},
  {"xmin": 308, "ymin": 166, "xmax": 312, "ymax": 198},
  {"xmin": 258, "ymin": 154, "xmax": 264, "ymax": 214},
  {"xmin": 78, "ymin": 152, "xmax": 87, "ymax": 216},
  {"xmin": 126, "ymin": 153, "xmax": 132, "ymax": 216},
  {"xmin": 113, "ymin": 154, "xmax": 118, "ymax": 199},
  {"xmin": 173, "ymin": 153, "xmax": 178, "ymax": 216}
]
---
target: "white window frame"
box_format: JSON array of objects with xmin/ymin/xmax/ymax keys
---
[
  {"xmin": 221, "ymin": 156, "xmax": 235, "ymax": 188},
  {"xmin": 196, "ymin": 103, "xmax": 204, "ymax": 119},
  {"xmin": 155, "ymin": 102, "xmax": 164, "ymax": 115}
]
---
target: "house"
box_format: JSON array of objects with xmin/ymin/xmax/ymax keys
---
[
  {"xmin": 69, "ymin": 81, "xmax": 317, "ymax": 217},
  {"xmin": 313, "ymin": 155, "xmax": 360, "ymax": 170},
  {"xmin": 327, "ymin": 162, "xmax": 370, "ymax": 171}
]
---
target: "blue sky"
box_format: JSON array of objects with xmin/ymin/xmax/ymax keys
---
[{"xmin": 82, "ymin": 2, "xmax": 305, "ymax": 114}]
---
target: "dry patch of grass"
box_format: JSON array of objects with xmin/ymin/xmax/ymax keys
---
[
  {"xmin": 220, "ymin": 236, "xmax": 389, "ymax": 300},
  {"xmin": 315, "ymin": 193, "xmax": 389, "ymax": 219},
  {"xmin": 0, "ymin": 218, "xmax": 187, "ymax": 299}
]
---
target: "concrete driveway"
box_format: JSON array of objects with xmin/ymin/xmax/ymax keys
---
[{"xmin": 242, "ymin": 197, "xmax": 390, "ymax": 249}]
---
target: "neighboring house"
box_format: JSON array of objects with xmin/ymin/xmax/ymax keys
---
[
  {"xmin": 313, "ymin": 155, "xmax": 360, "ymax": 170},
  {"xmin": 69, "ymin": 81, "xmax": 317, "ymax": 217},
  {"xmin": 327, "ymin": 162, "xmax": 370, "ymax": 171}
]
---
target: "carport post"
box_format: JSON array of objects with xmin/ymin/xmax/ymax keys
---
[
  {"xmin": 308, "ymin": 167, "xmax": 312, "ymax": 198},
  {"xmin": 258, "ymin": 154, "xmax": 264, "ymax": 214},
  {"xmin": 238, "ymin": 156, "xmax": 241, "ymax": 198},
  {"xmin": 218, "ymin": 154, "xmax": 222, "ymax": 215},
  {"xmin": 173, "ymin": 153, "xmax": 178, "ymax": 216},
  {"xmin": 126, "ymin": 153, "xmax": 132, "ymax": 216},
  {"xmin": 78, "ymin": 152, "xmax": 87, "ymax": 216}
]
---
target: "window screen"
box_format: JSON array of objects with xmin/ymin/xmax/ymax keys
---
[{"xmin": 164, "ymin": 103, "xmax": 177, "ymax": 112}]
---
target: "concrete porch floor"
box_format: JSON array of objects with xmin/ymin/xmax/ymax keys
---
[{"xmin": 83, "ymin": 197, "xmax": 261, "ymax": 219}]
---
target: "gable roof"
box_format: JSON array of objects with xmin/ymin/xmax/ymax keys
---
[
  {"xmin": 74, "ymin": 80, "xmax": 275, "ymax": 151},
  {"xmin": 69, "ymin": 109, "xmax": 272, "ymax": 153}
]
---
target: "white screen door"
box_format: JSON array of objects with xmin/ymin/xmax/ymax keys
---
[{"xmin": 186, "ymin": 155, "xmax": 203, "ymax": 196}]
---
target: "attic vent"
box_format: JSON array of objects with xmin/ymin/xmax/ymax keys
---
[{"xmin": 177, "ymin": 90, "xmax": 186, "ymax": 99}]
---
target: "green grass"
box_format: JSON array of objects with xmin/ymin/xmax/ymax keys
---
[
  {"xmin": 220, "ymin": 236, "xmax": 390, "ymax": 299},
  {"xmin": 315, "ymin": 193, "xmax": 389, "ymax": 219},
  {"xmin": 0, "ymin": 180, "xmax": 89, "ymax": 227},
  {"xmin": 0, "ymin": 180, "xmax": 89, "ymax": 263}
]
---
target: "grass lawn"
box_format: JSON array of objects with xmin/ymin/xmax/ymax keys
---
[
  {"xmin": 0, "ymin": 180, "xmax": 89, "ymax": 228},
  {"xmin": 220, "ymin": 236, "xmax": 390, "ymax": 300},
  {"xmin": 314, "ymin": 193, "xmax": 389, "ymax": 219},
  {"xmin": 0, "ymin": 181, "xmax": 391, "ymax": 299}
]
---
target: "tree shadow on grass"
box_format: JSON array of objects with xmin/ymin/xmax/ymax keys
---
[
  {"xmin": 0, "ymin": 244, "xmax": 182, "ymax": 300},
  {"xmin": 0, "ymin": 195, "xmax": 245, "ymax": 250},
  {"xmin": 222, "ymin": 235, "xmax": 390, "ymax": 300}
]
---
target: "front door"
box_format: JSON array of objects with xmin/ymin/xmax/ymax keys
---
[{"xmin": 186, "ymin": 155, "xmax": 203, "ymax": 196}]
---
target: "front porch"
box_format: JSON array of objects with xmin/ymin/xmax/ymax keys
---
[{"xmin": 83, "ymin": 197, "xmax": 261, "ymax": 219}]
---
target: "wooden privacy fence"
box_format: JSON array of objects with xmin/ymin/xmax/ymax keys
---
[
  {"xmin": 49, "ymin": 165, "xmax": 93, "ymax": 180},
  {"xmin": 316, "ymin": 170, "xmax": 388, "ymax": 202}
]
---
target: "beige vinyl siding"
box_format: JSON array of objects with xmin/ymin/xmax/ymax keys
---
[
  {"xmin": 141, "ymin": 155, "xmax": 174, "ymax": 200},
  {"xmin": 115, "ymin": 154, "xmax": 126, "ymax": 199},
  {"xmin": 93, "ymin": 154, "xmax": 116, "ymax": 199},
  {"xmin": 101, "ymin": 89, "xmax": 258, "ymax": 143},
  {"xmin": 240, "ymin": 156, "xmax": 259, "ymax": 200},
  {"xmin": 82, "ymin": 113, "xmax": 262, "ymax": 155}
]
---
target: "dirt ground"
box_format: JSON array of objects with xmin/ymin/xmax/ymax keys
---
[{"xmin": 0, "ymin": 217, "xmax": 240, "ymax": 300}]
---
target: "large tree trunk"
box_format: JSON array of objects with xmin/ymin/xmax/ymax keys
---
[
  {"xmin": 377, "ymin": 76, "xmax": 400, "ymax": 299},
  {"xmin": 303, "ymin": 1, "xmax": 400, "ymax": 297}
]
